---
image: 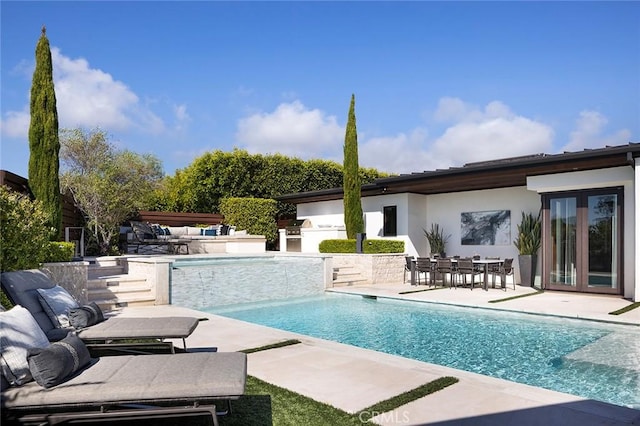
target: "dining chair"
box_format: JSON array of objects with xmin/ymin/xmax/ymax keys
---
[
  {"xmin": 404, "ymin": 256, "xmax": 414, "ymax": 283},
  {"xmin": 436, "ymin": 258, "xmax": 454, "ymax": 288},
  {"xmin": 491, "ymin": 258, "xmax": 515, "ymax": 290},
  {"xmin": 456, "ymin": 258, "xmax": 482, "ymax": 290},
  {"xmin": 415, "ymin": 257, "xmax": 435, "ymax": 286}
]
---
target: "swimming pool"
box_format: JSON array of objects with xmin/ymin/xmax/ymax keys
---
[{"xmin": 206, "ymin": 293, "xmax": 640, "ymax": 409}]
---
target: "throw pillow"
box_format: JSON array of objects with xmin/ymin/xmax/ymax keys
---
[
  {"xmin": 37, "ymin": 285, "xmax": 79, "ymax": 328},
  {"xmin": 28, "ymin": 332, "xmax": 91, "ymax": 388},
  {"xmin": 69, "ymin": 302, "xmax": 105, "ymax": 329},
  {"xmin": 0, "ymin": 305, "xmax": 50, "ymax": 385}
]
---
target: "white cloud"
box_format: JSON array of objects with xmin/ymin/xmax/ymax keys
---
[
  {"xmin": 1, "ymin": 48, "xmax": 165, "ymax": 139},
  {"xmin": 360, "ymin": 99, "xmax": 555, "ymax": 174},
  {"xmin": 236, "ymin": 100, "xmax": 344, "ymax": 159},
  {"xmin": 173, "ymin": 103, "xmax": 191, "ymax": 132},
  {"xmin": 0, "ymin": 106, "xmax": 30, "ymax": 138},
  {"xmin": 429, "ymin": 98, "xmax": 554, "ymax": 167},
  {"xmin": 562, "ymin": 110, "xmax": 631, "ymax": 152}
]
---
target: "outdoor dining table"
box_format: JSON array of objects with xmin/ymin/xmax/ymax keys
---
[{"xmin": 410, "ymin": 257, "xmax": 504, "ymax": 290}]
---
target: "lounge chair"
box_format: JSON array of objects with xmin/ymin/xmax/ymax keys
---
[
  {"xmin": 1, "ymin": 270, "xmax": 199, "ymax": 352},
  {"xmin": 0, "ymin": 305, "xmax": 246, "ymax": 425}
]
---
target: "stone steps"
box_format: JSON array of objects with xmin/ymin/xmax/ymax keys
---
[
  {"xmin": 87, "ymin": 263, "xmax": 154, "ymax": 311},
  {"xmin": 332, "ymin": 266, "xmax": 367, "ymax": 287}
]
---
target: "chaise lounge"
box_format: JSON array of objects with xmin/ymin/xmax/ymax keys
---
[
  {"xmin": 1, "ymin": 305, "xmax": 246, "ymax": 425},
  {"xmin": 1, "ymin": 270, "xmax": 200, "ymax": 352}
]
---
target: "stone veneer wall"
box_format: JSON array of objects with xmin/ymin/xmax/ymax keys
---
[
  {"xmin": 40, "ymin": 261, "xmax": 90, "ymax": 305},
  {"xmin": 330, "ymin": 254, "xmax": 405, "ymax": 285}
]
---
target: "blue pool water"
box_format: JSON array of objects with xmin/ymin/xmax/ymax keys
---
[{"xmin": 206, "ymin": 293, "xmax": 640, "ymax": 409}]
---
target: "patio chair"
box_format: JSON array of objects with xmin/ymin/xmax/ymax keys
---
[
  {"xmin": 0, "ymin": 305, "xmax": 246, "ymax": 425},
  {"xmin": 491, "ymin": 258, "xmax": 515, "ymax": 290},
  {"xmin": 455, "ymin": 258, "xmax": 483, "ymax": 290},
  {"xmin": 436, "ymin": 258, "xmax": 454, "ymax": 288},
  {"xmin": 415, "ymin": 257, "xmax": 435, "ymax": 286},
  {"xmin": 403, "ymin": 256, "xmax": 413, "ymax": 283},
  {"xmin": 1, "ymin": 270, "xmax": 200, "ymax": 352}
]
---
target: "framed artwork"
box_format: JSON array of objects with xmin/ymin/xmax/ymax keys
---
[{"xmin": 461, "ymin": 210, "xmax": 511, "ymax": 245}]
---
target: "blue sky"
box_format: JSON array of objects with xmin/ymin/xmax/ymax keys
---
[{"xmin": 2, "ymin": 1, "xmax": 639, "ymax": 178}]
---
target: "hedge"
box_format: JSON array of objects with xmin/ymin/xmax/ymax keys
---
[
  {"xmin": 219, "ymin": 197, "xmax": 278, "ymax": 243},
  {"xmin": 46, "ymin": 242, "xmax": 76, "ymax": 263},
  {"xmin": 319, "ymin": 239, "xmax": 404, "ymax": 254}
]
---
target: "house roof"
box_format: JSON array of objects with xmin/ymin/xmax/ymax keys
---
[{"xmin": 277, "ymin": 143, "xmax": 640, "ymax": 204}]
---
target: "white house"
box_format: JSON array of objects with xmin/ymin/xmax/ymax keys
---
[{"xmin": 278, "ymin": 143, "xmax": 640, "ymax": 301}]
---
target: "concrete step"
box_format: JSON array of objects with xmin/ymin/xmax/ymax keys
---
[
  {"xmin": 92, "ymin": 295, "xmax": 156, "ymax": 312},
  {"xmin": 88, "ymin": 265, "xmax": 126, "ymax": 280},
  {"xmin": 332, "ymin": 266, "xmax": 368, "ymax": 287},
  {"xmin": 87, "ymin": 274, "xmax": 147, "ymax": 290}
]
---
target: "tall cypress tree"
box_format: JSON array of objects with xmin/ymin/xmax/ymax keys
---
[
  {"xmin": 28, "ymin": 26, "xmax": 61, "ymax": 239},
  {"xmin": 343, "ymin": 94, "xmax": 364, "ymax": 239}
]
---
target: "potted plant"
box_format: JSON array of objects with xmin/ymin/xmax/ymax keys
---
[
  {"xmin": 423, "ymin": 223, "xmax": 450, "ymax": 258},
  {"xmin": 513, "ymin": 211, "xmax": 541, "ymax": 287}
]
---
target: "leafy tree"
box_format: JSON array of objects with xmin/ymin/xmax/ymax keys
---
[
  {"xmin": 219, "ymin": 197, "xmax": 278, "ymax": 244},
  {"xmin": 28, "ymin": 26, "xmax": 61, "ymax": 239},
  {"xmin": 342, "ymin": 94, "xmax": 364, "ymax": 239},
  {"xmin": 60, "ymin": 128, "xmax": 163, "ymax": 255},
  {"xmin": 0, "ymin": 186, "xmax": 50, "ymax": 271},
  {"xmin": 152, "ymin": 149, "xmax": 387, "ymax": 219}
]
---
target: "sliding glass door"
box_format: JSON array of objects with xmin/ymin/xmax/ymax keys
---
[{"xmin": 543, "ymin": 188, "xmax": 622, "ymax": 294}]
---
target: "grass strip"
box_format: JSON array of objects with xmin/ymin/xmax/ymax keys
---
[
  {"xmin": 399, "ymin": 286, "xmax": 448, "ymax": 294},
  {"xmin": 241, "ymin": 339, "xmax": 301, "ymax": 354},
  {"xmin": 488, "ymin": 289, "xmax": 544, "ymax": 303},
  {"xmin": 220, "ymin": 375, "xmax": 363, "ymax": 426},
  {"xmin": 609, "ymin": 302, "xmax": 640, "ymax": 315},
  {"xmin": 362, "ymin": 376, "xmax": 459, "ymax": 415}
]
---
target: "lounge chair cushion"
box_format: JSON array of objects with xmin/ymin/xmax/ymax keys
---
[
  {"xmin": 0, "ymin": 306, "xmax": 50, "ymax": 385},
  {"xmin": 27, "ymin": 333, "xmax": 91, "ymax": 388},
  {"xmin": 3, "ymin": 352, "xmax": 247, "ymax": 409},
  {"xmin": 36, "ymin": 285, "xmax": 79, "ymax": 328},
  {"xmin": 69, "ymin": 302, "xmax": 105, "ymax": 329},
  {"xmin": 1, "ymin": 270, "xmax": 58, "ymax": 334}
]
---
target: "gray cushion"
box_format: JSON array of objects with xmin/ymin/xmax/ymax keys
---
[
  {"xmin": 3, "ymin": 352, "xmax": 247, "ymax": 409},
  {"xmin": 0, "ymin": 305, "xmax": 50, "ymax": 385},
  {"xmin": 1, "ymin": 270, "xmax": 58, "ymax": 334},
  {"xmin": 36, "ymin": 285, "xmax": 79, "ymax": 328},
  {"xmin": 77, "ymin": 316, "xmax": 199, "ymax": 340},
  {"xmin": 27, "ymin": 333, "xmax": 92, "ymax": 388},
  {"xmin": 69, "ymin": 302, "xmax": 105, "ymax": 329}
]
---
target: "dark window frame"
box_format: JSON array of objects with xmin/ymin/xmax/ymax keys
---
[{"xmin": 383, "ymin": 205, "xmax": 397, "ymax": 237}]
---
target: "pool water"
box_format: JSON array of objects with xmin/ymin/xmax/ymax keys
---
[{"xmin": 206, "ymin": 293, "xmax": 640, "ymax": 409}]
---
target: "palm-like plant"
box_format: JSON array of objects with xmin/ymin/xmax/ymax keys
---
[
  {"xmin": 513, "ymin": 211, "xmax": 541, "ymax": 255},
  {"xmin": 423, "ymin": 223, "xmax": 450, "ymax": 255}
]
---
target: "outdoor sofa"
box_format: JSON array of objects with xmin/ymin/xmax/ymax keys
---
[
  {"xmin": 0, "ymin": 305, "xmax": 247, "ymax": 425},
  {"xmin": 1, "ymin": 270, "xmax": 200, "ymax": 352}
]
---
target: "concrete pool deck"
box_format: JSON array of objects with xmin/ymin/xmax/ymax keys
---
[{"xmin": 114, "ymin": 284, "xmax": 640, "ymax": 425}]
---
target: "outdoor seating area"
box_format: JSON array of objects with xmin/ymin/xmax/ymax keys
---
[
  {"xmin": 407, "ymin": 256, "xmax": 515, "ymax": 290},
  {"xmin": 0, "ymin": 270, "xmax": 248, "ymax": 425}
]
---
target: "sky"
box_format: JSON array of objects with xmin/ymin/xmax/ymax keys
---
[{"xmin": 1, "ymin": 1, "xmax": 639, "ymax": 179}]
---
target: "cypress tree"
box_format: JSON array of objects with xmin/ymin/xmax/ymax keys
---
[
  {"xmin": 28, "ymin": 26, "xmax": 61, "ymax": 239},
  {"xmin": 342, "ymin": 94, "xmax": 364, "ymax": 239}
]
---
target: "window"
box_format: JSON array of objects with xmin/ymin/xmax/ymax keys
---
[{"xmin": 383, "ymin": 206, "xmax": 397, "ymax": 237}]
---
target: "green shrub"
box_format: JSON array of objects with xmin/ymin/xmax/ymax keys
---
[
  {"xmin": 219, "ymin": 197, "xmax": 278, "ymax": 244},
  {"xmin": 0, "ymin": 186, "xmax": 51, "ymax": 271},
  {"xmin": 45, "ymin": 241, "xmax": 76, "ymax": 262},
  {"xmin": 319, "ymin": 239, "xmax": 404, "ymax": 254},
  {"xmin": 319, "ymin": 239, "xmax": 356, "ymax": 253},
  {"xmin": 364, "ymin": 239, "xmax": 405, "ymax": 253}
]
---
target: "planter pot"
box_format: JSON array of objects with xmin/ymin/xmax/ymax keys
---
[{"xmin": 518, "ymin": 254, "xmax": 537, "ymax": 287}]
